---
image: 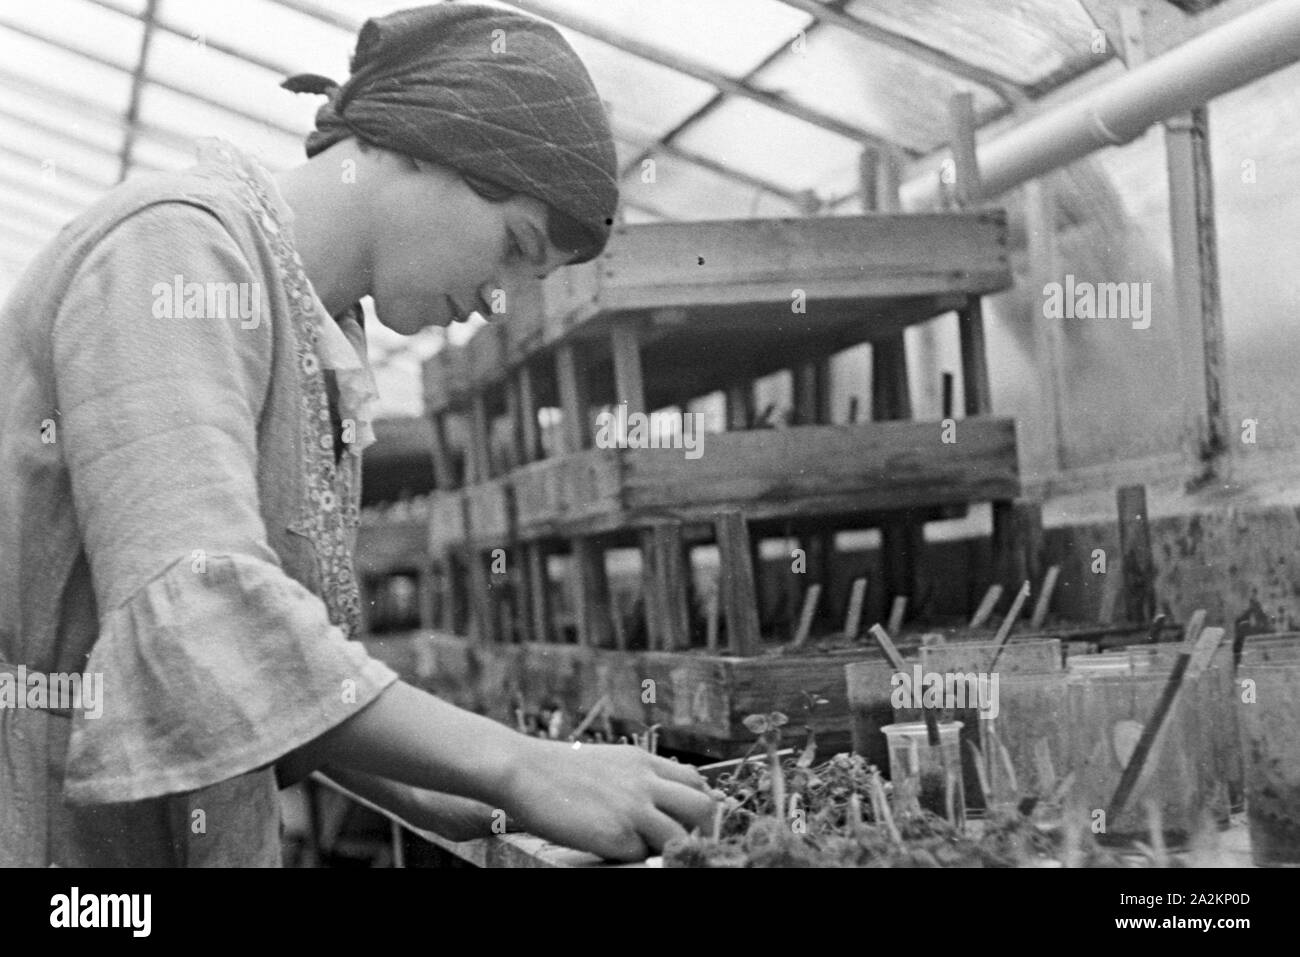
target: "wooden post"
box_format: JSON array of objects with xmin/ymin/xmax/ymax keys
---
[
  {"xmin": 610, "ymin": 321, "xmax": 648, "ymax": 415},
  {"xmin": 725, "ymin": 380, "xmax": 754, "ymax": 431},
  {"xmin": 641, "ymin": 521, "xmax": 690, "ymax": 651},
  {"xmin": 509, "ymin": 544, "xmax": 530, "ymax": 642},
  {"xmin": 715, "ymin": 510, "xmax": 762, "ymax": 656},
  {"xmin": 858, "ymin": 149, "xmax": 881, "ymax": 212},
  {"xmin": 871, "ymin": 337, "xmax": 911, "ymax": 421},
  {"xmin": 1165, "ymin": 107, "xmax": 1228, "ymax": 479},
  {"xmin": 947, "ymin": 91, "xmax": 982, "ymax": 208},
  {"xmin": 957, "ymin": 295, "xmax": 992, "ymax": 416},
  {"xmin": 416, "ymin": 565, "xmax": 436, "ymax": 630},
  {"xmin": 526, "ymin": 543, "xmax": 552, "ymax": 644},
  {"xmin": 872, "ymin": 146, "xmax": 903, "ymax": 213},
  {"xmin": 466, "ymin": 547, "xmax": 499, "ymax": 644},
  {"xmin": 991, "ymin": 500, "xmax": 1044, "ymax": 598},
  {"xmin": 428, "ymin": 411, "xmax": 457, "ymax": 490},
  {"xmin": 503, "ymin": 376, "xmax": 522, "ymax": 473},
  {"xmin": 555, "ymin": 343, "xmax": 590, "ymax": 455},
  {"xmin": 1117, "ymin": 484, "xmax": 1157, "ymax": 625},
  {"xmin": 468, "ymin": 393, "xmax": 493, "ymax": 482},
  {"xmin": 1022, "ymin": 178, "xmax": 1067, "ymax": 473},
  {"xmin": 517, "ymin": 364, "xmax": 541, "ymax": 464},
  {"xmin": 871, "ymin": 330, "xmax": 919, "ymax": 611},
  {"xmin": 792, "ymin": 360, "xmax": 832, "ymax": 426},
  {"xmin": 570, "ymin": 537, "xmax": 611, "ymax": 648},
  {"xmin": 791, "ymin": 357, "xmax": 834, "ymax": 631}
]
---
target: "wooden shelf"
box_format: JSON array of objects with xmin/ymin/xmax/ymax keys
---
[
  {"xmin": 509, "ymin": 417, "xmax": 1018, "ymax": 540},
  {"xmin": 423, "ymin": 211, "xmax": 1010, "ymax": 413}
]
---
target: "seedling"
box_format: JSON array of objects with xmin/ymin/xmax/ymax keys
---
[{"xmin": 742, "ymin": 711, "xmax": 789, "ymax": 817}]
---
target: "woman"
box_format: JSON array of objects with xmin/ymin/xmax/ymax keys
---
[{"xmin": 0, "ymin": 4, "xmax": 714, "ymax": 866}]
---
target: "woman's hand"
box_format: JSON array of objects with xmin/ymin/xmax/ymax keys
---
[{"xmin": 500, "ymin": 739, "xmax": 717, "ymax": 862}]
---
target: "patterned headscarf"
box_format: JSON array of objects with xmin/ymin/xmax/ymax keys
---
[{"xmin": 284, "ymin": 4, "xmax": 619, "ymax": 262}]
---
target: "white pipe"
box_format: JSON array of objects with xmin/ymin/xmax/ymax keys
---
[{"xmin": 902, "ymin": 0, "xmax": 1300, "ymax": 209}]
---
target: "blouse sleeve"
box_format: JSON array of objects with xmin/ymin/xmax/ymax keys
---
[{"xmin": 51, "ymin": 202, "xmax": 398, "ymax": 805}]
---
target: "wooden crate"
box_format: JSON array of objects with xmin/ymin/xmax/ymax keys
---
[
  {"xmin": 464, "ymin": 477, "xmax": 513, "ymax": 545},
  {"xmin": 354, "ymin": 519, "xmax": 428, "ymax": 576},
  {"xmin": 427, "ymin": 491, "xmax": 467, "ymax": 553},
  {"xmin": 513, "ymin": 417, "xmax": 1018, "ymax": 539},
  {"xmin": 364, "ymin": 630, "xmax": 887, "ymax": 760}
]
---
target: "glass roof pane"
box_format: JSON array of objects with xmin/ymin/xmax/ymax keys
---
[
  {"xmin": 842, "ymin": 0, "xmax": 1099, "ymax": 87},
  {"xmin": 2, "ymin": 0, "xmax": 144, "ymax": 69},
  {"xmin": 147, "ymin": 29, "xmax": 318, "ymax": 135},
  {"xmin": 619, "ymin": 151, "xmax": 805, "ymax": 221},
  {"xmin": 752, "ymin": 25, "xmax": 1003, "ymax": 154},
  {"xmin": 137, "ymin": 84, "xmax": 308, "ymax": 170},
  {"xmin": 161, "ymin": 0, "xmax": 356, "ymax": 78},
  {"xmin": 128, "ymin": 131, "xmax": 208, "ymax": 173},
  {"xmin": 672, "ymin": 97, "xmax": 863, "ymax": 195},
  {"xmin": 0, "ymin": 181, "xmax": 82, "ymax": 226},
  {"xmin": 0, "ymin": 114, "xmax": 119, "ymax": 187},
  {"xmin": 0, "ymin": 185, "xmax": 79, "ymax": 228},
  {"xmin": 0, "ymin": 153, "xmax": 103, "ymax": 209},
  {"xmin": 555, "ymin": 30, "xmax": 720, "ymax": 140},
  {"xmin": 0, "ymin": 30, "xmax": 134, "ymax": 114},
  {"xmin": 524, "ymin": 0, "xmax": 812, "ymax": 77},
  {"xmin": 0, "ymin": 89, "xmax": 126, "ymax": 156}
]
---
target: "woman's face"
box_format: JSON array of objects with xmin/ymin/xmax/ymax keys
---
[{"xmin": 366, "ymin": 154, "xmax": 574, "ymax": 335}]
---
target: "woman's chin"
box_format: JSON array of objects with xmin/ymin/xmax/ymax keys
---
[{"xmin": 375, "ymin": 304, "xmax": 448, "ymax": 335}]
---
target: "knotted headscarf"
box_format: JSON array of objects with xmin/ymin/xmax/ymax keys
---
[{"xmin": 283, "ymin": 3, "xmax": 619, "ymax": 262}]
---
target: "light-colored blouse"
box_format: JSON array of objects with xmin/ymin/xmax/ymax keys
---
[{"xmin": 0, "ymin": 140, "xmax": 399, "ymax": 866}]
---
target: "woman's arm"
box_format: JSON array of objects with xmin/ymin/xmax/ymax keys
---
[
  {"xmin": 315, "ymin": 766, "xmax": 505, "ymax": 842},
  {"xmin": 298, "ymin": 680, "xmax": 716, "ymax": 861}
]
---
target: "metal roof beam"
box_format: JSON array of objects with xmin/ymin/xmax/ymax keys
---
[
  {"xmin": 118, "ymin": 0, "xmax": 161, "ymax": 182},
  {"xmin": 0, "ymin": 170, "xmax": 85, "ymax": 218},
  {"xmin": 264, "ymin": 0, "xmax": 360, "ymax": 33},
  {"xmin": 775, "ymin": 0, "xmax": 1025, "ymax": 105},
  {"xmin": 497, "ymin": 0, "xmax": 898, "ymax": 151},
  {"xmin": 613, "ymin": 129, "xmax": 804, "ymax": 206},
  {"xmin": 0, "ymin": 64, "xmax": 195, "ymax": 155},
  {"xmin": 0, "ymin": 17, "xmax": 305, "ymax": 140},
  {"xmin": 84, "ymin": 0, "xmax": 307, "ymax": 79}
]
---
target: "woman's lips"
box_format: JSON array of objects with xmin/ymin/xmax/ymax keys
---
[{"xmin": 445, "ymin": 295, "xmax": 468, "ymax": 323}]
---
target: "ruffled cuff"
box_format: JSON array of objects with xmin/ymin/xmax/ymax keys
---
[{"xmin": 63, "ymin": 553, "xmax": 398, "ymax": 805}]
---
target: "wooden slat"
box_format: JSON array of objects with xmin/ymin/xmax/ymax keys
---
[
  {"xmin": 526, "ymin": 543, "xmax": 552, "ymax": 645},
  {"xmin": 992, "ymin": 499, "xmax": 1044, "ymax": 596},
  {"xmin": 354, "ymin": 520, "xmax": 428, "ymax": 576},
  {"xmin": 957, "ymin": 295, "xmax": 992, "ymax": 415},
  {"xmin": 467, "ymin": 547, "xmax": 500, "ymax": 645},
  {"xmin": 503, "ymin": 375, "xmax": 523, "ymax": 473},
  {"xmin": 464, "ymin": 478, "xmax": 513, "ymax": 545},
  {"xmin": 947, "ymin": 91, "xmax": 983, "ymax": 207},
  {"xmin": 570, "ymin": 537, "xmax": 612, "ymax": 648},
  {"xmin": 512, "ymin": 418, "xmax": 1020, "ymax": 539},
  {"xmin": 468, "ymin": 393, "xmax": 492, "ymax": 483},
  {"xmin": 556, "ymin": 343, "xmax": 591, "ymax": 455},
  {"xmin": 517, "ymin": 365, "xmax": 541, "ymax": 464},
  {"xmin": 428, "ymin": 491, "xmax": 468, "ymax": 552},
  {"xmin": 555, "ymin": 214, "xmax": 1011, "ymax": 313},
  {"xmin": 610, "ymin": 321, "xmax": 647, "ymax": 415},
  {"xmin": 428, "ymin": 412, "xmax": 456, "ymax": 490},
  {"xmin": 715, "ymin": 510, "xmax": 761, "ymax": 656},
  {"xmin": 725, "ymin": 380, "xmax": 754, "ymax": 430},
  {"xmin": 641, "ymin": 521, "xmax": 691, "ymax": 652},
  {"xmin": 870, "ymin": 336, "xmax": 912, "ymax": 421},
  {"xmin": 1117, "ymin": 484, "xmax": 1157, "ymax": 625}
]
